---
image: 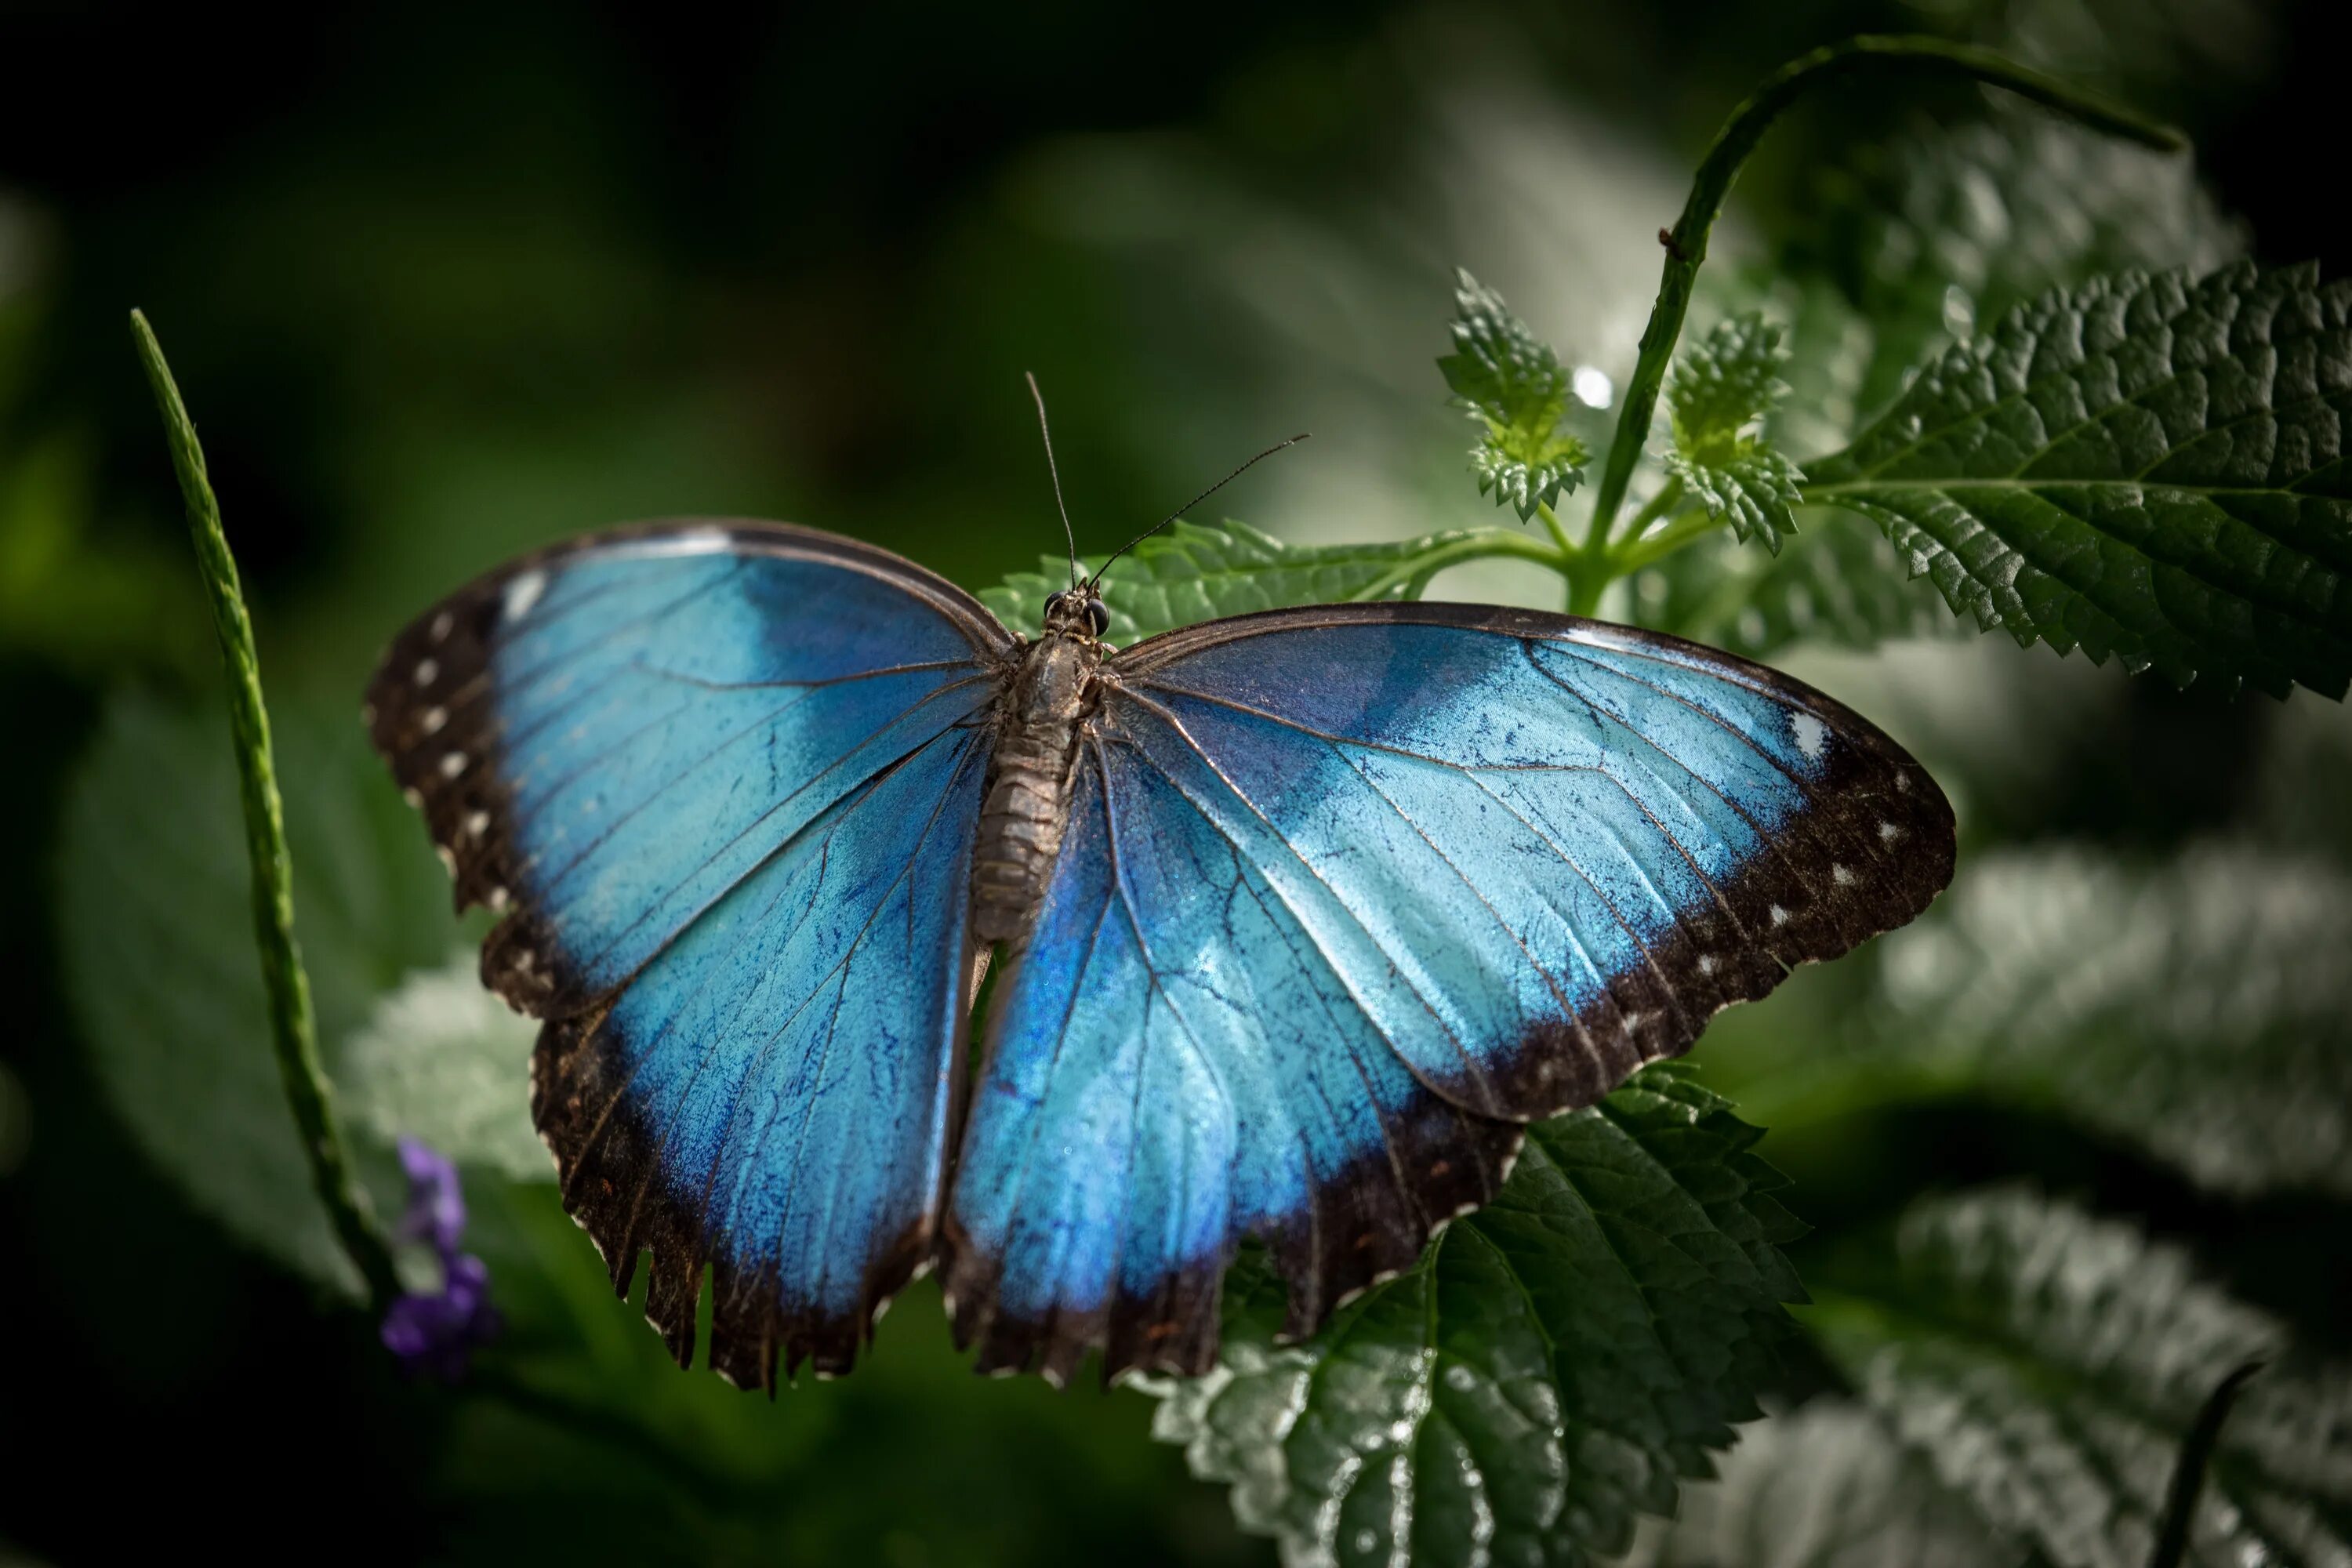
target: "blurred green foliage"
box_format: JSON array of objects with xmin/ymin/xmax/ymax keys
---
[{"xmin": 7, "ymin": 1, "xmax": 2351, "ymax": 1565}]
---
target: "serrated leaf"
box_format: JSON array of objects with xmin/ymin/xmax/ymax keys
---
[
  {"xmin": 1629, "ymin": 514, "xmax": 1965, "ymax": 660},
  {"xmin": 1440, "ymin": 270, "xmax": 1592, "ymax": 521},
  {"xmin": 1665, "ymin": 445, "xmax": 1805, "ymax": 554},
  {"xmin": 57, "ymin": 691, "xmax": 454, "ymax": 1292},
  {"xmin": 342, "ymin": 953, "xmax": 546, "ymax": 1181},
  {"xmin": 1669, "ymin": 313, "xmax": 1791, "ymax": 459},
  {"xmin": 1630, "ymin": 1400, "xmax": 2027, "ymax": 1568},
  {"xmin": 1785, "ymin": 107, "xmax": 2244, "ymax": 433},
  {"xmin": 980, "ymin": 517, "xmax": 1480, "ymax": 643},
  {"xmin": 1809, "ymin": 1188, "xmax": 2352, "ymax": 1568},
  {"xmin": 1149, "ymin": 1064, "xmax": 1802, "ymax": 1568},
  {"xmin": 1660, "ymin": 314, "xmax": 1805, "ymax": 553},
  {"xmin": 1806, "ymin": 263, "xmax": 2352, "ymax": 698},
  {"xmin": 1471, "ymin": 440, "xmax": 1588, "ymax": 523},
  {"xmin": 1851, "ymin": 845, "xmax": 2352, "ymax": 1198}
]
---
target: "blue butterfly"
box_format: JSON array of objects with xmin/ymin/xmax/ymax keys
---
[{"xmin": 367, "ymin": 516, "xmax": 1951, "ymax": 1391}]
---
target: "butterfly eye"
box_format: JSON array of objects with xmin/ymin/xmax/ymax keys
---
[
  {"xmin": 1084, "ymin": 598, "xmax": 1110, "ymax": 636},
  {"xmin": 1043, "ymin": 591, "xmax": 1065, "ymax": 619}
]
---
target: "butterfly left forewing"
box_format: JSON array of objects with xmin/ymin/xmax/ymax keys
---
[{"xmin": 368, "ymin": 521, "xmax": 1013, "ymax": 1387}]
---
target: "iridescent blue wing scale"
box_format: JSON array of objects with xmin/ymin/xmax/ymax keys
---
[
  {"xmin": 366, "ymin": 521, "xmax": 1014, "ymax": 1388},
  {"xmin": 942, "ymin": 604, "xmax": 1951, "ymax": 1382}
]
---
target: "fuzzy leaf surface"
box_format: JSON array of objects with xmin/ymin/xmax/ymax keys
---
[
  {"xmin": 1151, "ymin": 1065, "xmax": 1802, "ymax": 1568},
  {"xmin": 1806, "ymin": 263, "xmax": 2352, "ymax": 697},
  {"xmin": 1811, "ymin": 1188, "xmax": 2352, "ymax": 1568},
  {"xmin": 1849, "ymin": 845, "xmax": 2352, "ymax": 1197}
]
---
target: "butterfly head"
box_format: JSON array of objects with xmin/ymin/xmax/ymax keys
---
[{"xmin": 1040, "ymin": 587, "xmax": 1112, "ymax": 641}]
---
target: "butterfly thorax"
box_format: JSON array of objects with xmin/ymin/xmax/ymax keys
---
[{"xmin": 972, "ymin": 622, "xmax": 1103, "ymax": 944}]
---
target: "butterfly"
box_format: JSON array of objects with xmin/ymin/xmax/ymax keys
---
[{"xmin": 366, "ymin": 501, "xmax": 1952, "ymax": 1392}]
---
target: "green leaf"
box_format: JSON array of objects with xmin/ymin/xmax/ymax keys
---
[
  {"xmin": 1669, "ymin": 313, "xmax": 1791, "ymax": 459},
  {"xmin": 1661, "ymin": 314, "xmax": 1805, "ymax": 553},
  {"xmin": 342, "ymin": 952, "xmax": 546, "ymax": 1181},
  {"xmin": 57, "ymin": 691, "xmax": 453, "ymax": 1292},
  {"xmin": 1629, "ymin": 514, "xmax": 1965, "ymax": 660},
  {"xmin": 1783, "ymin": 107, "xmax": 2243, "ymax": 434},
  {"xmin": 1439, "ymin": 270, "xmax": 1591, "ymax": 521},
  {"xmin": 1664, "ymin": 446, "xmax": 1806, "ymax": 554},
  {"xmin": 1149, "ymin": 1063, "xmax": 1802, "ymax": 1567},
  {"xmin": 1846, "ymin": 845, "xmax": 2352, "ymax": 1198},
  {"xmin": 1809, "ymin": 1187, "xmax": 2352, "ymax": 1568},
  {"xmin": 1805, "ymin": 263, "xmax": 2352, "ymax": 698},
  {"xmin": 980, "ymin": 517, "xmax": 1479, "ymax": 644},
  {"xmin": 1631, "ymin": 1399, "xmax": 2028, "ymax": 1568}
]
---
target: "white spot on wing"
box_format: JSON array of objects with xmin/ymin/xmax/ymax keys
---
[
  {"xmin": 1697, "ymin": 953, "xmax": 1716, "ymax": 975},
  {"xmin": 1790, "ymin": 711, "xmax": 1829, "ymax": 760},
  {"xmin": 422, "ymin": 706, "xmax": 448, "ymax": 735},
  {"xmin": 464, "ymin": 809, "xmax": 491, "ymax": 839},
  {"xmin": 1769, "ymin": 904, "xmax": 1789, "ymax": 926},
  {"xmin": 1879, "ymin": 820, "xmax": 1903, "ymax": 842},
  {"xmin": 430, "ymin": 610, "xmax": 454, "ymax": 642},
  {"xmin": 502, "ymin": 569, "xmax": 547, "ymax": 622},
  {"xmin": 413, "ymin": 657, "xmax": 438, "ymax": 687},
  {"xmin": 1833, "ymin": 863, "xmax": 1853, "ymax": 885},
  {"xmin": 439, "ymin": 751, "xmax": 467, "ymax": 779}
]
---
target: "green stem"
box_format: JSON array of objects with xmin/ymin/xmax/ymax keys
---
[
  {"xmin": 131, "ymin": 310, "xmax": 401, "ymax": 1310},
  {"xmin": 1583, "ymin": 34, "xmax": 2183, "ymax": 548},
  {"xmin": 1610, "ymin": 505, "xmax": 1727, "ymax": 575},
  {"xmin": 1565, "ymin": 564, "xmax": 1609, "ymax": 619},
  {"xmin": 1348, "ymin": 526, "xmax": 1570, "ymax": 603},
  {"xmin": 1534, "ymin": 499, "xmax": 1577, "ymax": 561},
  {"xmin": 1597, "ymin": 476, "xmax": 1686, "ymax": 565}
]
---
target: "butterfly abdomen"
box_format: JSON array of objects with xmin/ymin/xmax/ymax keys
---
[{"xmin": 972, "ymin": 631, "xmax": 1100, "ymax": 944}]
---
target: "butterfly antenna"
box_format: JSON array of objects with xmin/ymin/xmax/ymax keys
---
[
  {"xmin": 1087, "ymin": 432, "xmax": 1310, "ymax": 591},
  {"xmin": 1025, "ymin": 372, "xmax": 1081, "ymax": 590}
]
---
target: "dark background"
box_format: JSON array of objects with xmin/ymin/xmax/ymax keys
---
[{"xmin": 2, "ymin": 0, "xmax": 2343, "ymax": 1561}]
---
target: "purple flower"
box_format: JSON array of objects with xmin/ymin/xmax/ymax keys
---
[
  {"xmin": 380, "ymin": 1136, "xmax": 499, "ymax": 1380},
  {"xmin": 394, "ymin": 1135, "xmax": 467, "ymax": 1256}
]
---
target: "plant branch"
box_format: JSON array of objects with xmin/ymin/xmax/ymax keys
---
[
  {"xmin": 1610, "ymin": 504, "xmax": 1728, "ymax": 575},
  {"xmin": 131, "ymin": 310, "xmax": 401, "ymax": 1310},
  {"xmin": 1534, "ymin": 498, "xmax": 1577, "ymax": 560},
  {"xmin": 1348, "ymin": 526, "xmax": 1570, "ymax": 603},
  {"xmin": 1598, "ymin": 476, "xmax": 1686, "ymax": 564},
  {"xmin": 1583, "ymin": 34, "xmax": 2183, "ymax": 548}
]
